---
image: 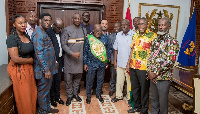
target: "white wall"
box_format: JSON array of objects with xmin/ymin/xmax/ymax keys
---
[
  {"xmin": 0, "ymin": 0, "xmax": 8, "ymax": 65},
  {"xmin": 123, "ymin": 0, "xmax": 191, "ymax": 46}
]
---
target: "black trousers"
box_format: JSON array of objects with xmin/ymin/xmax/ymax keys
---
[
  {"xmin": 50, "ymin": 56, "xmax": 63, "ymax": 100},
  {"xmin": 130, "ymin": 68, "xmax": 149, "ymax": 114}
]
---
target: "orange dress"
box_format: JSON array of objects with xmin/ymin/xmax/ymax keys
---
[{"xmin": 7, "ymin": 60, "xmax": 37, "ymax": 114}]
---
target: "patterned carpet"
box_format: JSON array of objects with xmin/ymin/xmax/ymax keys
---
[{"xmin": 53, "ymin": 82, "xmax": 193, "ymax": 114}]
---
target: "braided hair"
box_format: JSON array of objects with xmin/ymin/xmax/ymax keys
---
[{"xmin": 11, "ymin": 15, "xmax": 30, "ymax": 57}]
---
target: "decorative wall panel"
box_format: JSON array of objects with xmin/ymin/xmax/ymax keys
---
[
  {"xmin": 7, "ymin": 0, "xmax": 124, "ymax": 34},
  {"xmin": 193, "ymin": 0, "xmax": 200, "ymax": 65}
]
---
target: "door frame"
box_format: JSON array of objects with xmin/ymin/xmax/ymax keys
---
[{"xmin": 37, "ymin": 2, "xmax": 105, "ymax": 23}]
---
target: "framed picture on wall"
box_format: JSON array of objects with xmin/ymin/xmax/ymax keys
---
[{"xmin": 138, "ymin": 3, "xmax": 180, "ymax": 38}]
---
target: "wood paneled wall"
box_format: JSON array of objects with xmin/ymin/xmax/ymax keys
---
[
  {"xmin": 6, "ymin": 0, "xmax": 124, "ymax": 34},
  {"xmin": 191, "ymin": 0, "xmax": 200, "ymax": 65}
]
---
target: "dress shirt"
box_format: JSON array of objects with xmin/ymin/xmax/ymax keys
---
[
  {"xmin": 113, "ymin": 30, "xmax": 134, "ymax": 68},
  {"xmin": 147, "ymin": 34, "xmax": 179, "ymax": 80},
  {"xmin": 26, "ymin": 22, "xmax": 37, "ymax": 38},
  {"xmin": 56, "ymin": 34, "xmax": 62, "ymax": 57}
]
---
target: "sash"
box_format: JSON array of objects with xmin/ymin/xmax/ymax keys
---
[{"xmin": 87, "ymin": 35, "xmax": 108, "ymax": 64}]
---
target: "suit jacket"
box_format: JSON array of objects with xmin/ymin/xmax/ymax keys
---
[
  {"xmin": 32, "ymin": 26, "xmax": 58, "ymax": 79},
  {"xmin": 108, "ymin": 33, "xmax": 117, "ymax": 62},
  {"xmin": 46, "ymin": 27, "xmax": 61, "ymax": 62}
]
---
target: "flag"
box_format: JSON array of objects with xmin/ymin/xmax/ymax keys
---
[
  {"xmin": 125, "ymin": 7, "xmax": 133, "ymax": 30},
  {"xmin": 178, "ymin": 8, "xmax": 196, "ymax": 66}
]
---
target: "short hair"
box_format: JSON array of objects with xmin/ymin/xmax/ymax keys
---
[
  {"xmin": 39, "ymin": 13, "xmax": 52, "ymax": 20},
  {"xmin": 82, "ymin": 11, "xmax": 90, "ymax": 16},
  {"xmin": 139, "ymin": 17, "xmax": 148, "ymax": 24},
  {"xmin": 161, "ymin": 17, "xmax": 171, "ymax": 26},
  {"xmin": 12, "ymin": 15, "xmax": 24, "ymax": 23}
]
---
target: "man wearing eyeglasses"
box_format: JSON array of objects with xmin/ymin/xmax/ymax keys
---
[
  {"xmin": 46, "ymin": 18, "xmax": 64, "ymax": 107},
  {"xmin": 126, "ymin": 17, "xmax": 157, "ymax": 113},
  {"xmin": 80, "ymin": 11, "xmax": 94, "ymax": 35}
]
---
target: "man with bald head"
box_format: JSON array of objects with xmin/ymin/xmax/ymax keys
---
[
  {"xmin": 126, "ymin": 17, "xmax": 157, "ymax": 113},
  {"xmin": 83, "ymin": 24, "xmax": 111, "ymax": 104},
  {"xmin": 61, "ymin": 13, "xmax": 87, "ymax": 106},
  {"xmin": 111, "ymin": 19, "xmax": 133, "ymax": 103},
  {"xmin": 46, "ymin": 18, "xmax": 64, "ymax": 107},
  {"xmin": 26, "ymin": 11, "xmax": 38, "ymax": 38}
]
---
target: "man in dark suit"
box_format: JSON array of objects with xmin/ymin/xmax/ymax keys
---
[{"xmin": 46, "ymin": 18, "xmax": 64, "ymax": 107}]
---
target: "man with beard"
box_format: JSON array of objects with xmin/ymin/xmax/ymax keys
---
[
  {"xmin": 83, "ymin": 24, "xmax": 111, "ymax": 104},
  {"xmin": 46, "ymin": 18, "xmax": 64, "ymax": 107},
  {"xmin": 80, "ymin": 11, "xmax": 94, "ymax": 35},
  {"xmin": 26, "ymin": 11, "xmax": 37, "ymax": 38},
  {"xmin": 108, "ymin": 22, "xmax": 121, "ymax": 96},
  {"xmin": 147, "ymin": 17, "xmax": 179, "ymax": 114},
  {"xmin": 32, "ymin": 13, "xmax": 59, "ymax": 114},
  {"xmin": 61, "ymin": 13, "xmax": 87, "ymax": 106},
  {"xmin": 126, "ymin": 17, "xmax": 157, "ymax": 114},
  {"xmin": 111, "ymin": 19, "xmax": 133, "ymax": 102},
  {"xmin": 101, "ymin": 19, "xmax": 110, "ymax": 36}
]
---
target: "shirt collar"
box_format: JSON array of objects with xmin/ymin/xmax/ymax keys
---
[
  {"xmin": 27, "ymin": 22, "xmax": 37, "ymax": 30},
  {"xmin": 121, "ymin": 30, "xmax": 132, "ymax": 36}
]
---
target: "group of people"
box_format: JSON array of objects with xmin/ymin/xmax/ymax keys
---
[{"xmin": 6, "ymin": 10, "xmax": 179, "ymax": 114}]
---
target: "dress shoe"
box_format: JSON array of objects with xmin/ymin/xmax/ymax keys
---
[
  {"xmin": 56, "ymin": 98, "xmax": 64, "ymax": 104},
  {"xmin": 48, "ymin": 108, "xmax": 59, "ymax": 113},
  {"xmin": 66, "ymin": 97, "xmax": 73, "ymax": 106},
  {"xmin": 109, "ymin": 91, "xmax": 115, "ymax": 96},
  {"xmin": 127, "ymin": 108, "xmax": 135, "ymax": 113},
  {"xmin": 51, "ymin": 100, "xmax": 57, "ymax": 107},
  {"xmin": 127, "ymin": 108, "xmax": 140, "ymax": 113},
  {"xmin": 92, "ymin": 90, "xmax": 96, "ymax": 95},
  {"xmin": 96, "ymin": 95, "xmax": 104, "ymax": 103},
  {"xmin": 111, "ymin": 97, "xmax": 123, "ymax": 103},
  {"xmin": 73, "ymin": 95, "xmax": 82, "ymax": 102},
  {"xmin": 86, "ymin": 97, "xmax": 91, "ymax": 104}
]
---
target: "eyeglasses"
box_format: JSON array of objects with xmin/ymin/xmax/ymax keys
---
[{"xmin": 83, "ymin": 15, "xmax": 90, "ymax": 17}]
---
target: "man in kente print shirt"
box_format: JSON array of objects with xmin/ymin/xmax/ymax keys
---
[
  {"xmin": 126, "ymin": 17, "xmax": 157, "ymax": 114},
  {"xmin": 147, "ymin": 17, "xmax": 179, "ymax": 114}
]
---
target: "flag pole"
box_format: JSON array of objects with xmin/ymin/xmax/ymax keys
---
[{"xmin": 128, "ymin": 0, "xmax": 130, "ymax": 8}]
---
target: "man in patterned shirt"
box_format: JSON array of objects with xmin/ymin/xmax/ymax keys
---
[
  {"xmin": 32, "ymin": 13, "xmax": 59, "ymax": 114},
  {"xmin": 126, "ymin": 17, "xmax": 157, "ymax": 114},
  {"xmin": 147, "ymin": 17, "xmax": 179, "ymax": 114}
]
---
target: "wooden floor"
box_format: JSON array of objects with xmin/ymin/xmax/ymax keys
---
[{"xmin": 51, "ymin": 81, "xmax": 193, "ymax": 114}]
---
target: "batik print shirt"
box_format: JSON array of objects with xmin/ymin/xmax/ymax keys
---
[
  {"xmin": 130, "ymin": 30, "xmax": 157, "ymax": 70},
  {"xmin": 147, "ymin": 33, "xmax": 179, "ymax": 80},
  {"xmin": 32, "ymin": 26, "xmax": 58, "ymax": 79}
]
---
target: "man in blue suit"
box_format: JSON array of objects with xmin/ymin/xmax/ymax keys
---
[
  {"xmin": 46, "ymin": 18, "xmax": 64, "ymax": 107},
  {"xmin": 32, "ymin": 13, "xmax": 59, "ymax": 114}
]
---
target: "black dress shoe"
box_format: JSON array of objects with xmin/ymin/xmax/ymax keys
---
[
  {"xmin": 73, "ymin": 95, "xmax": 82, "ymax": 102},
  {"xmin": 56, "ymin": 98, "xmax": 64, "ymax": 104},
  {"xmin": 48, "ymin": 108, "xmax": 59, "ymax": 113},
  {"xmin": 127, "ymin": 108, "xmax": 135, "ymax": 113},
  {"xmin": 111, "ymin": 97, "xmax": 123, "ymax": 103},
  {"xmin": 92, "ymin": 89, "xmax": 96, "ymax": 95},
  {"xmin": 96, "ymin": 95, "xmax": 104, "ymax": 103},
  {"xmin": 86, "ymin": 97, "xmax": 91, "ymax": 104},
  {"xmin": 66, "ymin": 97, "xmax": 73, "ymax": 106},
  {"xmin": 109, "ymin": 91, "xmax": 115, "ymax": 96},
  {"xmin": 51, "ymin": 100, "xmax": 57, "ymax": 107}
]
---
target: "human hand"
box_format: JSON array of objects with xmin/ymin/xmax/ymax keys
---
[
  {"xmin": 84, "ymin": 65, "xmax": 88, "ymax": 72},
  {"xmin": 45, "ymin": 71, "xmax": 52, "ymax": 79},
  {"xmin": 72, "ymin": 52, "xmax": 80, "ymax": 58}
]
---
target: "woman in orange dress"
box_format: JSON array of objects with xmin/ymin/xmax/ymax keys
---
[{"xmin": 6, "ymin": 15, "xmax": 37, "ymax": 114}]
